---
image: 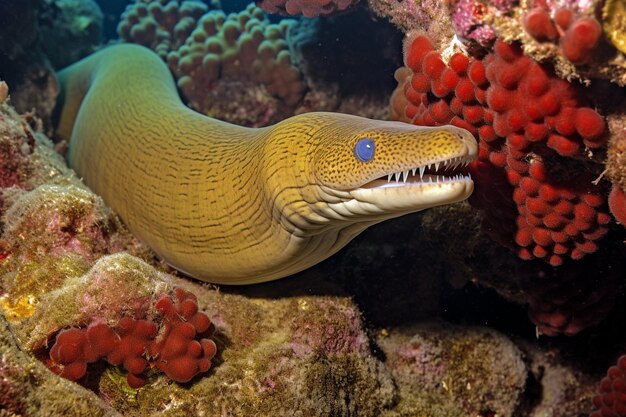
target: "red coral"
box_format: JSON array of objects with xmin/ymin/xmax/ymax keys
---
[
  {"xmin": 255, "ymin": 0, "xmax": 359, "ymax": 17},
  {"xmin": 521, "ymin": 259, "xmax": 621, "ymax": 336},
  {"xmin": 523, "ymin": 7, "xmax": 558, "ymax": 41},
  {"xmin": 592, "ymin": 355, "xmax": 626, "ymax": 417},
  {"xmin": 394, "ymin": 33, "xmax": 610, "ymax": 266},
  {"xmin": 609, "ymin": 185, "xmax": 626, "ymax": 225},
  {"xmin": 522, "ymin": 7, "xmax": 601, "ymax": 65},
  {"xmin": 47, "ymin": 288, "xmax": 217, "ymax": 388},
  {"xmin": 149, "ymin": 288, "xmax": 217, "ymax": 383},
  {"xmin": 560, "ymin": 16, "xmax": 602, "ymax": 65}
]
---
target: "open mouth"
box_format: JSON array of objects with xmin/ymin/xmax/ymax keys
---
[{"xmin": 361, "ymin": 155, "xmax": 473, "ymax": 189}]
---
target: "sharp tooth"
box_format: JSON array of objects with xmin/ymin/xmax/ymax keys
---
[
  {"xmin": 403, "ymin": 170, "xmax": 409, "ymax": 182},
  {"xmin": 419, "ymin": 166, "xmax": 425, "ymax": 178},
  {"xmin": 411, "ymin": 167, "xmax": 416, "ymax": 176},
  {"xmin": 387, "ymin": 173, "xmax": 392, "ymax": 183},
  {"xmin": 435, "ymin": 162, "xmax": 440, "ymax": 171}
]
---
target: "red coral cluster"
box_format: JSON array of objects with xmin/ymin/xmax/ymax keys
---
[
  {"xmin": 609, "ymin": 185, "xmax": 626, "ymax": 226},
  {"xmin": 522, "ymin": 7, "xmax": 602, "ymax": 64},
  {"xmin": 521, "ymin": 258, "xmax": 622, "ymax": 336},
  {"xmin": 48, "ymin": 288, "xmax": 217, "ymax": 388},
  {"xmin": 255, "ymin": 0, "xmax": 359, "ymax": 17},
  {"xmin": 394, "ymin": 33, "xmax": 611, "ymax": 266},
  {"xmin": 591, "ymin": 355, "xmax": 626, "ymax": 417}
]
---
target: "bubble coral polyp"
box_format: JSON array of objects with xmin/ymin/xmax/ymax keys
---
[
  {"xmin": 522, "ymin": 6, "xmax": 602, "ymax": 65},
  {"xmin": 48, "ymin": 287, "xmax": 217, "ymax": 388},
  {"xmin": 392, "ymin": 32, "xmax": 611, "ymax": 265},
  {"xmin": 591, "ymin": 355, "xmax": 626, "ymax": 417}
]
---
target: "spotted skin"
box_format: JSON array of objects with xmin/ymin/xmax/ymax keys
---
[{"xmin": 55, "ymin": 44, "xmax": 477, "ymax": 284}]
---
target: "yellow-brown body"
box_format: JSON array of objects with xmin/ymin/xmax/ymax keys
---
[{"xmin": 55, "ymin": 44, "xmax": 477, "ymax": 284}]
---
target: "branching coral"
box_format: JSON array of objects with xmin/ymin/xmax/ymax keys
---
[
  {"xmin": 391, "ymin": 32, "xmax": 611, "ymax": 266},
  {"xmin": 47, "ymin": 287, "xmax": 217, "ymax": 388}
]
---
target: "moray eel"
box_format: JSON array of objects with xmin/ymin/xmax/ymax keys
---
[{"xmin": 54, "ymin": 44, "xmax": 477, "ymax": 284}]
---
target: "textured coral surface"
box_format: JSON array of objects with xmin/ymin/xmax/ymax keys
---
[{"xmin": 392, "ymin": 32, "xmax": 611, "ymax": 266}]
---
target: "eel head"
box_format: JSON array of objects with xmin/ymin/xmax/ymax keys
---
[{"xmin": 264, "ymin": 112, "xmax": 478, "ymax": 237}]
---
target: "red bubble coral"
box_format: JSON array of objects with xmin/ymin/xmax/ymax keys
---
[
  {"xmin": 521, "ymin": 7, "xmax": 602, "ymax": 65},
  {"xmin": 609, "ymin": 185, "xmax": 626, "ymax": 225},
  {"xmin": 591, "ymin": 355, "xmax": 626, "ymax": 417},
  {"xmin": 47, "ymin": 287, "xmax": 217, "ymax": 388},
  {"xmin": 559, "ymin": 16, "xmax": 602, "ymax": 64},
  {"xmin": 392, "ymin": 32, "xmax": 610, "ymax": 266},
  {"xmin": 149, "ymin": 288, "xmax": 217, "ymax": 383}
]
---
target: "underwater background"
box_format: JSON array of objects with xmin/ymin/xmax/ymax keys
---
[{"xmin": 0, "ymin": 0, "xmax": 625, "ymax": 416}]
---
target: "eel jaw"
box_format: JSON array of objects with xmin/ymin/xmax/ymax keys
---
[{"xmin": 329, "ymin": 153, "xmax": 476, "ymax": 219}]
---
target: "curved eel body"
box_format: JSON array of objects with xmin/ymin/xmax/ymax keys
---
[{"xmin": 55, "ymin": 44, "xmax": 477, "ymax": 284}]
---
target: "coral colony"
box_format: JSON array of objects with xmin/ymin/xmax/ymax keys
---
[
  {"xmin": 47, "ymin": 288, "xmax": 217, "ymax": 388},
  {"xmin": 391, "ymin": 33, "xmax": 609, "ymax": 266}
]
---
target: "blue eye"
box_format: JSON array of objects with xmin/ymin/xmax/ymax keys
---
[{"xmin": 354, "ymin": 138, "xmax": 375, "ymax": 162}]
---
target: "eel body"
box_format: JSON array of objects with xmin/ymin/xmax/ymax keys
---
[{"xmin": 55, "ymin": 44, "xmax": 477, "ymax": 284}]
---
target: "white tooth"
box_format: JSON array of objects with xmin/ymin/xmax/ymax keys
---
[
  {"xmin": 435, "ymin": 162, "xmax": 440, "ymax": 171},
  {"xmin": 419, "ymin": 166, "xmax": 425, "ymax": 178},
  {"xmin": 411, "ymin": 167, "xmax": 416, "ymax": 176},
  {"xmin": 387, "ymin": 173, "xmax": 392, "ymax": 183},
  {"xmin": 403, "ymin": 170, "xmax": 409, "ymax": 182}
]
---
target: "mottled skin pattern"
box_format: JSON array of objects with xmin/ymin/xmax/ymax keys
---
[{"xmin": 55, "ymin": 44, "xmax": 477, "ymax": 284}]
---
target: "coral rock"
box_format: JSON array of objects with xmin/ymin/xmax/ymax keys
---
[
  {"xmin": 452, "ymin": 0, "xmax": 516, "ymax": 47},
  {"xmin": 392, "ymin": 32, "xmax": 610, "ymax": 265},
  {"xmin": 378, "ymin": 323, "xmax": 527, "ymax": 416}
]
